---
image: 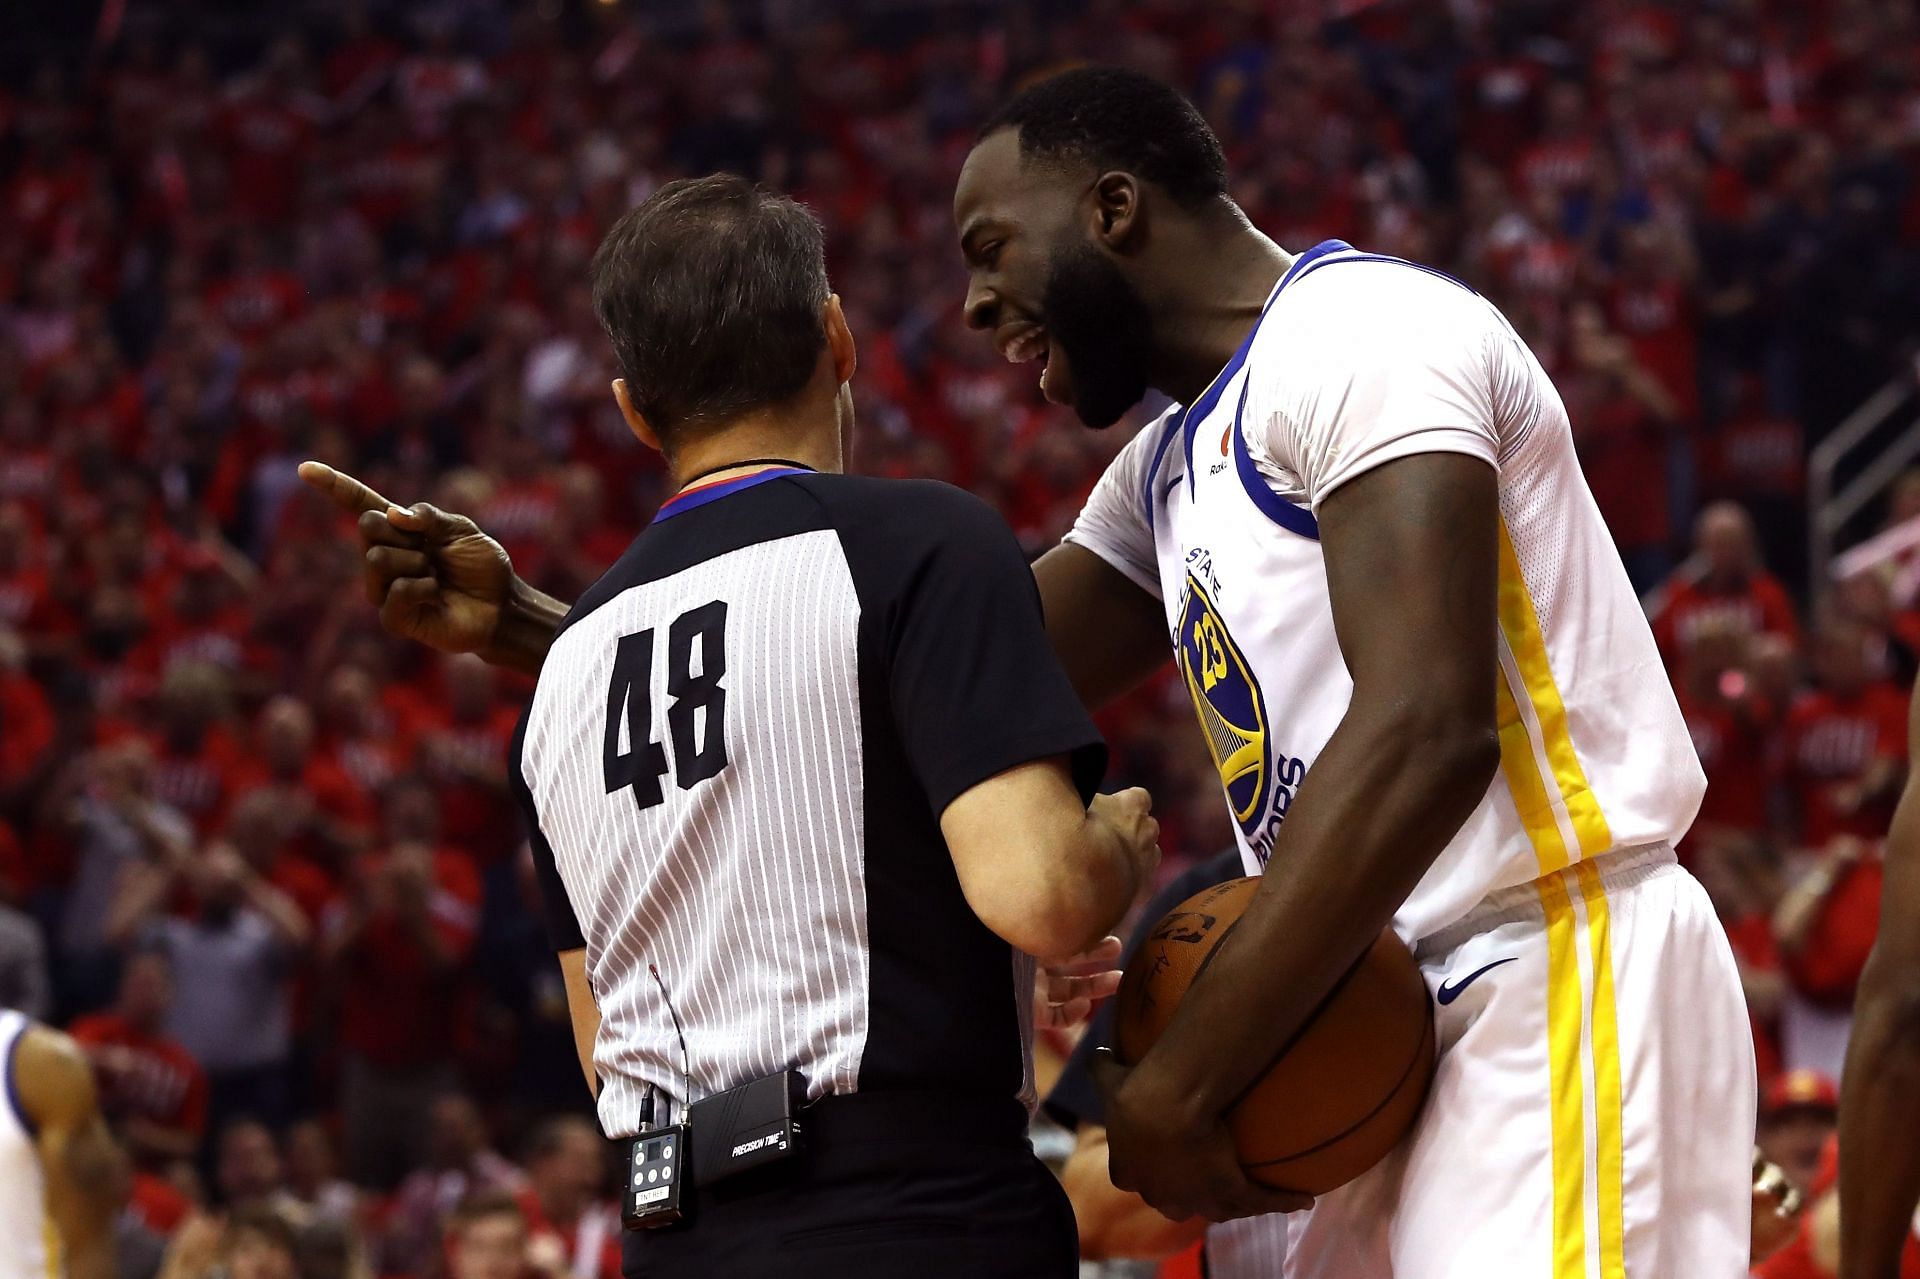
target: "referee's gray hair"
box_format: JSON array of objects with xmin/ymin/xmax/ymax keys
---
[{"xmin": 591, "ymin": 175, "xmax": 831, "ymax": 442}]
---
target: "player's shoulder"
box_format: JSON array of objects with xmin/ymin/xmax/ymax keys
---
[{"xmin": 1264, "ymin": 251, "xmax": 1500, "ymax": 355}]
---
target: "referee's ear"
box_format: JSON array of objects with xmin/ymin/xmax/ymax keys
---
[
  {"xmin": 824, "ymin": 294, "xmax": 858, "ymax": 387},
  {"xmin": 612, "ymin": 379, "xmax": 664, "ymax": 457}
]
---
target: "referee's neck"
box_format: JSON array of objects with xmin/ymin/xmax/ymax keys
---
[{"xmin": 664, "ymin": 403, "xmax": 846, "ymax": 493}]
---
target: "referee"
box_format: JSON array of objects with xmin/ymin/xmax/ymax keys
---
[{"xmin": 306, "ymin": 176, "xmax": 1158, "ymax": 1278}]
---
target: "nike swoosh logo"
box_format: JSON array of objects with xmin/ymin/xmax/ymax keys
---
[{"xmin": 1435, "ymin": 956, "xmax": 1518, "ymax": 1005}]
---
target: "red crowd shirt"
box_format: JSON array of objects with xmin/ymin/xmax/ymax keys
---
[
  {"xmin": 67, "ymin": 1013, "xmax": 210, "ymax": 1147},
  {"xmin": 1569, "ymin": 389, "xmax": 1670, "ymax": 553},
  {"xmin": 203, "ymin": 269, "xmax": 307, "ymax": 344},
  {"xmin": 1720, "ymin": 911, "xmax": 1784, "ymax": 1081},
  {"xmin": 229, "ymin": 755, "xmax": 376, "ymax": 857},
  {"xmin": 126, "ymin": 1173, "xmax": 193, "ymax": 1236},
  {"xmin": 1784, "ymin": 855, "xmax": 1884, "ymax": 1007},
  {"xmin": 1649, "ymin": 571, "xmax": 1801, "ymax": 665},
  {"xmin": 334, "ymin": 847, "xmax": 482, "ymax": 1069},
  {"xmin": 1678, "ymin": 689, "xmax": 1774, "ymax": 837},
  {"xmin": 1708, "ymin": 411, "xmax": 1805, "ymax": 502},
  {"xmin": 1783, "ymin": 685, "xmax": 1909, "ymax": 847},
  {"xmin": 1606, "ymin": 278, "xmax": 1699, "ymax": 422},
  {"xmin": 412, "ymin": 704, "xmax": 521, "ymax": 867},
  {"xmin": 128, "ymin": 725, "xmax": 248, "ymax": 836},
  {"xmin": 127, "ymin": 602, "xmax": 269, "ymax": 684},
  {"xmin": 0, "ymin": 670, "xmax": 54, "ymax": 790}
]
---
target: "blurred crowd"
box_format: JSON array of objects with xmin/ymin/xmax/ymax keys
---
[{"xmin": 2, "ymin": 0, "xmax": 1920, "ymax": 1275}]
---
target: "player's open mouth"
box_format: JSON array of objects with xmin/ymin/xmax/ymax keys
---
[{"xmin": 997, "ymin": 321, "xmax": 1062, "ymax": 399}]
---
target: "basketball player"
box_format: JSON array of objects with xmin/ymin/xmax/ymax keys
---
[
  {"xmin": 1838, "ymin": 682, "xmax": 1920, "ymax": 1277},
  {"xmin": 948, "ymin": 68, "xmax": 1752, "ymax": 1274},
  {"xmin": 1, "ymin": 1010, "xmax": 118, "ymax": 1279}
]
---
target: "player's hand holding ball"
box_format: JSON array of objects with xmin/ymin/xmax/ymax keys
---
[
  {"xmin": 1092, "ymin": 1046, "xmax": 1312, "ymax": 1224},
  {"xmin": 297, "ymin": 461, "xmax": 516, "ymax": 656}
]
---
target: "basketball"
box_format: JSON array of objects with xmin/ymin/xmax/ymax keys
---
[{"xmin": 1113, "ymin": 877, "xmax": 1436, "ymax": 1196}]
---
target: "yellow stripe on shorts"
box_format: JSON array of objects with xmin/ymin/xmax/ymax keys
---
[
  {"xmin": 1536, "ymin": 872, "xmax": 1589, "ymax": 1279},
  {"xmin": 1496, "ymin": 523, "xmax": 1612, "ymax": 863},
  {"xmin": 1574, "ymin": 860, "xmax": 1628, "ymax": 1279}
]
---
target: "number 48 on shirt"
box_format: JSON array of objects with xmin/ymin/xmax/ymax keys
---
[{"xmin": 603, "ymin": 600, "xmax": 731, "ymax": 809}]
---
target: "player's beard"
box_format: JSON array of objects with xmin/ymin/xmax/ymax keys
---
[{"xmin": 1041, "ymin": 241, "xmax": 1154, "ymax": 430}]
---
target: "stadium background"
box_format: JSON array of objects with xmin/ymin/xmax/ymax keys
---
[{"xmin": 1, "ymin": 0, "xmax": 1918, "ymax": 1275}]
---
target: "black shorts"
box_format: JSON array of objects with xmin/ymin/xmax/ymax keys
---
[{"xmin": 620, "ymin": 1090, "xmax": 1078, "ymax": 1279}]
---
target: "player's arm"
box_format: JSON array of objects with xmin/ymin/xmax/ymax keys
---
[
  {"xmin": 941, "ymin": 765, "xmax": 1159, "ymax": 963},
  {"xmin": 299, "ymin": 462, "xmax": 569, "ymax": 676},
  {"xmin": 16, "ymin": 1026, "xmax": 119, "ymax": 1279},
  {"xmin": 1032, "ymin": 544, "xmax": 1171, "ymax": 712},
  {"xmin": 1838, "ymin": 684, "xmax": 1920, "ymax": 1279},
  {"xmin": 1038, "ymin": 417, "xmax": 1175, "ymax": 712},
  {"xmin": 557, "ymin": 947, "xmax": 602, "ymax": 1100},
  {"xmin": 1101, "ymin": 452, "xmax": 1500, "ymax": 1222}
]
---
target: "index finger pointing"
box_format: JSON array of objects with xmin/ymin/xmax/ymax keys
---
[{"xmin": 298, "ymin": 460, "xmax": 395, "ymax": 517}]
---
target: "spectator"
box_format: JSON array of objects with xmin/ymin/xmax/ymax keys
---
[
  {"xmin": 1773, "ymin": 835, "xmax": 1884, "ymax": 1078},
  {"xmin": 214, "ymin": 1121, "xmax": 300, "ymax": 1218},
  {"xmin": 283, "ymin": 1120, "xmax": 359, "ymax": 1230},
  {"xmin": 444, "ymin": 1193, "xmax": 562, "ymax": 1279},
  {"xmin": 1756, "ymin": 1071, "xmax": 1841, "ymax": 1195},
  {"xmin": 1693, "ymin": 831, "xmax": 1789, "ymax": 1083},
  {"xmin": 69, "ymin": 947, "xmax": 211, "ymax": 1169},
  {"xmin": 517, "ymin": 1117, "xmax": 617, "ymax": 1279},
  {"xmin": 47, "ymin": 739, "xmax": 194, "ymax": 1015},
  {"xmin": 1674, "ymin": 622, "xmax": 1777, "ymax": 847},
  {"xmin": 1649, "ymin": 501, "xmax": 1802, "ymax": 667},
  {"xmin": 133, "ymin": 663, "xmax": 246, "ymax": 838},
  {"xmin": 224, "ymin": 790, "xmax": 336, "ymax": 931},
  {"xmin": 160, "ymin": 1208, "xmax": 299, "ymax": 1279},
  {"xmin": 1556, "ymin": 300, "xmax": 1682, "ymax": 590},
  {"xmin": 107, "ymin": 839, "xmax": 310, "ymax": 1132},
  {"xmin": 381, "ymin": 1095, "xmax": 525, "ymax": 1278},
  {"xmin": 411, "ymin": 656, "xmax": 518, "ymax": 869},
  {"xmin": 230, "ymin": 696, "xmax": 374, "ymax": 871},
  {"xmin": 326, "ymin": 779, "xmax": 481, "ymax": 1190},
  {"xmin": 1780, "ymin": 619, "xmax": 1908, "ymax": 850}
]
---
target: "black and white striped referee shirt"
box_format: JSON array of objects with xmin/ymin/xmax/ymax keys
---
[{"xmin": 509, "ymin": 467, "xmax": 1106, "ymax": 1139}]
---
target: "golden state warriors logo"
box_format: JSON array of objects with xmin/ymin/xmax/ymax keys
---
[{"xmin": 1177, "ymin": 572, "xmax": 1270, "ymax": 838}]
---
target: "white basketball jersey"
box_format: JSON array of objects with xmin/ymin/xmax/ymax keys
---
[
  {"xmin": 1067, "ymin": 240, "xmax": 1704, "ymax": 942},
  {"xmin": 0, "ymin": 1010, "xmax": 55, "ymax": 1279}
]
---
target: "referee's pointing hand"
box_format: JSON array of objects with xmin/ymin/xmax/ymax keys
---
[{"xmin": 298, "ymin": 460, "xmax": 516, "ymax": 657}]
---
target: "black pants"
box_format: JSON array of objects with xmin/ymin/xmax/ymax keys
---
[{"xmin": 620, "ymin": 1091, "xmax": 1078, "ymax": 1278}]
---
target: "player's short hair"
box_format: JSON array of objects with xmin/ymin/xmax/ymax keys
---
[
  {"xmin": 591, "ymin": 175, "xmax": 831, "ymax": 442},
  {"xmin": 979, "ymin": 67, "xmax": 1228, "ymax": 209}
]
